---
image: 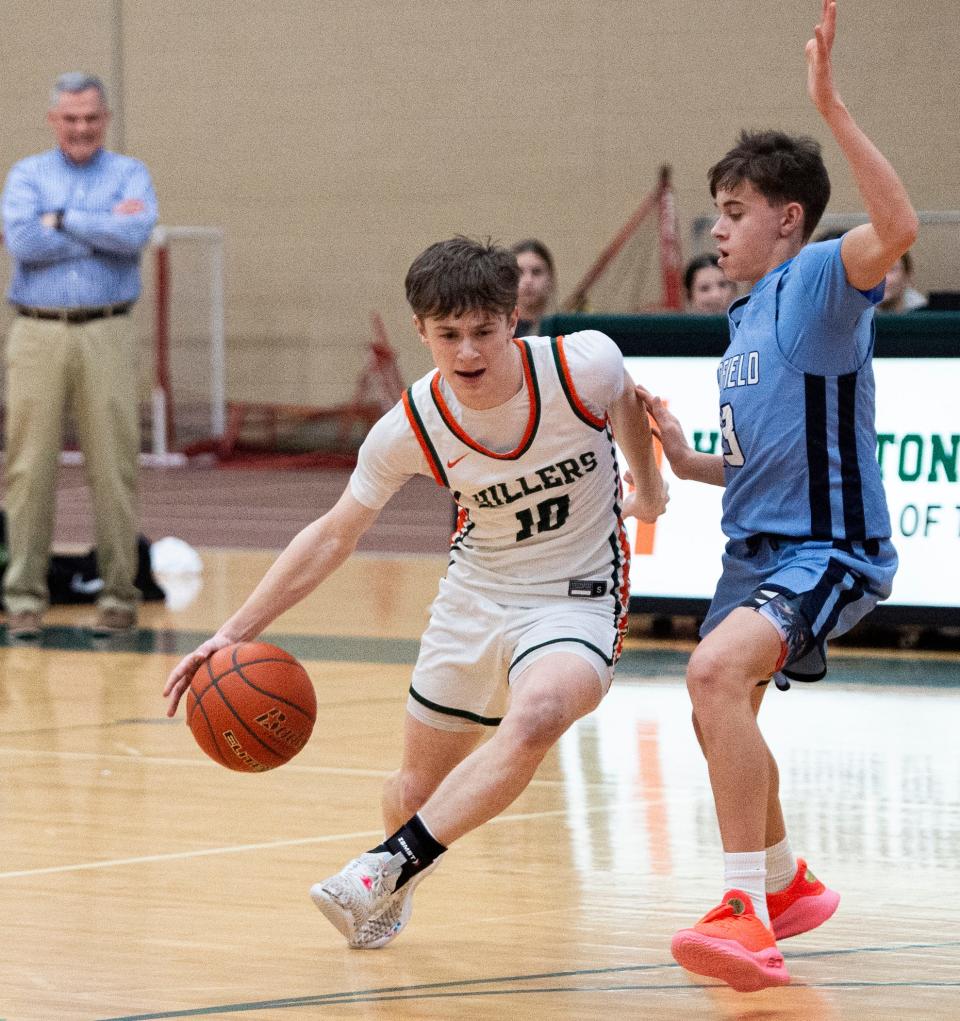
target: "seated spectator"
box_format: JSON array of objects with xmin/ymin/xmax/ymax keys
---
[
  {"xmin": 683, "ymin": 254, "xmax": 737, "ymax": 313},
  {"xmin": 512, "ymin": 239, "xmax": 555, "ymax": 335},
  {"xmin": 878, "ymin": 251, "xmax": 927, "ymax": 312}
]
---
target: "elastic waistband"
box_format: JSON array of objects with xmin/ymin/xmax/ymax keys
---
[{"xmin": 744, "ymin": 534, "xmax": 882, "ymax": 557}]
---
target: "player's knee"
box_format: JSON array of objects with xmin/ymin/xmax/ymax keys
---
[
  {"xmin": 686, "ymin": 646, "xmax": 742, "ymax": 706},
  {"xmin": 505, "ymin": 692, "xmax": 570, "ymax": 751}
]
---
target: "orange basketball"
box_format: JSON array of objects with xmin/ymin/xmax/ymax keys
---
[{"xmin": 185, "ymin": 641, "xmax": 316, "ymax": 772}]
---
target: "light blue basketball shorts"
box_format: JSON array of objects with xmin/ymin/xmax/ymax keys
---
[{"xmin": 700, "ymin": 535, "xmax": 898, "ymax": 690}]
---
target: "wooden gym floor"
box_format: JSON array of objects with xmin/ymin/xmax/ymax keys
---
[{"xmin": 1, "ymin": 466, "xmax": 958, "ymax": 1020}]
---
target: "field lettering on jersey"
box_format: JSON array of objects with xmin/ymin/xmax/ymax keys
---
[
  {"xmin": 471, "ymin": 451, "xmax": 598, "ymax": 509},
  {"xmin": 718, "ymin": 351, "xmax": 760, "ymax": 391}
]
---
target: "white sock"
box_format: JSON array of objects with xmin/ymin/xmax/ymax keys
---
[
  {"xmin": 723, "ymin": 850, "xmax": 769, "ymax": 927},
  {"xmin": 765, "ymin": 836, "xmax": 798, "ymax": 893}
]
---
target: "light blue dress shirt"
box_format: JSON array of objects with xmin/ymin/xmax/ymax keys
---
[{"xmin": 2, "ymin": 147, "xmax": 158, "ymax": 308}]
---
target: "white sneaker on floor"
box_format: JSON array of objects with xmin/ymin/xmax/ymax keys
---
[
  {"xmin": 348, "ymin": 858, "xmax": 441, "ymax": 949},
  {"xmin": 310, "ymin": 850, "xmax": 406, "ymax": 942}
]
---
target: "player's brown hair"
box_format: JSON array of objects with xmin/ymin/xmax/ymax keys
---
[
  {"xmin": 709, "ymin": 130, "xmax": 831, "ymax": 242},
  {"xmin": 405, "ymin": 236, "xmax": 520, "ymax": 319}
]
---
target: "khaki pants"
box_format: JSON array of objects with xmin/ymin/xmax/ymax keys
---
[{"xmin": 3, "ymin": 313, "xmax": 140, "ymax": 615}]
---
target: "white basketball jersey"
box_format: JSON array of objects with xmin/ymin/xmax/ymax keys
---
[{"xmin": 401, "ymin": 336, "xmax": 631, "ymax": 653}]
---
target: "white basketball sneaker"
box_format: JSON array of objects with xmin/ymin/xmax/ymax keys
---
[
  {"xmin": 348, "ymin": 858, "xmax": 441, "ymax": 949},
  {"xmin": 310, "ymin": 850, "xmax": 406, "ymax": 942}
]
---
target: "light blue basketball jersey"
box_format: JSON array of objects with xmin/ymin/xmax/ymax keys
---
[{"xmin": 717, "ymin": 237, "xmax": 891, "ymax": 542}]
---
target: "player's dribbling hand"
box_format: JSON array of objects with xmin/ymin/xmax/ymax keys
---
[
  {"xmin": 163, "ymin": 633, "xmax": 235, "ymax": 717},
  {"xmin": 806, "ymin": 0, "xmax": 840, "ymax": 116}
]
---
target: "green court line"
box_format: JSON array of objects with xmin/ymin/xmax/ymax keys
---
[
  {"xmin": 2, "ymin": 624, "xmax": 959, "ymax": 686},
  {"xmin": 94, "ymin": 940, "xmax": 960, "ymax": 1019}
]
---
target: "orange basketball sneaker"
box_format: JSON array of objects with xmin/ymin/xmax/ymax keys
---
[
  {"xmin": 671, "ymin": 890, "xmax": 790, "ymax": 992},
  {"xmin": 767, "ymin": 858, "xmax": 840, "ymax": 940}
]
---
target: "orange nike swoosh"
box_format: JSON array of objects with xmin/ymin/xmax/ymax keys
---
[{"xmin": 446, "ymin": 453, "xmax": 469, "ymax": 469}]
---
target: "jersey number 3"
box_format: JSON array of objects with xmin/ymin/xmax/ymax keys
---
[
  {"xmin": 720, "ymin": 403, "xmax": 745, "ymax": 466},
  {"xmin": 515, "ymin": 496, "xmax": 570, "ymax": 542}
]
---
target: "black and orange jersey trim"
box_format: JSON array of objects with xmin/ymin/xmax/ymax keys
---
[
  {"xmin": 428, "ymin": 339, "xmax": 541, "ymax": 460},
  {"xmin": 551, "ymin": 336, "xmax": 608, "ymax": 431},
  {"xmin": 402, "ymin": 388, "xmax": 448, "ymax": 487},
  {"xmin": 604, "ymin": 424, "xmax": 630, "ymax": 661},
  {"xmin": 609, "ymin": 520, "xmax": 631, "ymax": 660},
  {"xmin": 448, "ymin": 504, "xmax": 474, "ymax": 564}
]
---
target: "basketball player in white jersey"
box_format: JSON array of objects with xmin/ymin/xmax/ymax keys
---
[{"xmin": 164, "ymin": 236, "xmax": 668, "ymax": 949}]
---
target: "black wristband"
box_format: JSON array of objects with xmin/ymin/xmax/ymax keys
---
[{"xmin": 54, "ymin": 209, "xmax": 65, "ymax": 231}]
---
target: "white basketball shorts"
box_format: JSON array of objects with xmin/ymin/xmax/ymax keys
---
[{"xmin": 407, "ymin": 576, "xmax": 620, "ymax": 733}]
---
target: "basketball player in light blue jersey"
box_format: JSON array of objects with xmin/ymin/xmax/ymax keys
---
[{"xmin": 639, "ymin": 0, "xmax": 918, "ymax": 993}]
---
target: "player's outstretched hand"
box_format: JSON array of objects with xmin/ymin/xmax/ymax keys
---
[
  {"xmin": 635, "ymin": 384, "xmax": 690, "ymax": 469},
  {"xmin": 163, "ymin": 633, "xmax": 234, "ymax": 717},
  {"xmin": 806, "ymin": 0, "xmax": 840, "ymax": 116}
]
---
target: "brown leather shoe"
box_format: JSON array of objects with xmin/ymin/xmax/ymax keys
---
[
  {"xmin": 92, "ymin": 607, "xmax": 137, "ymax": 635},
  {"xmin": 7, "ymin": 610, "xmax": 42, "ymax": 640}
]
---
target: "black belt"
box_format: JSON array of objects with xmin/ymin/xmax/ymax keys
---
[{"xmin": 16, "ymin": 302, "xmax": 132, "ymax": 324}]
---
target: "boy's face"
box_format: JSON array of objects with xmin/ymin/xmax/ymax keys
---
[
  {"xmin": 711, "ymin": 180, "xmax": 803, "ymax": 284},
  {"xmin": 415, "ymin": 307, "xmax": 520, "ymax": 410}
]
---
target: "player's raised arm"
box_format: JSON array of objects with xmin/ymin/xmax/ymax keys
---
[
  {"xmin": 163, "ymin": 489, "xmax": 380, "ymax": 716},
  {"xmin": 608, "ymin": 372, "xmax": 668, "ymax": 522},
  {"xmin": 806, "ymin": 0, "xmax": 918, "ymax": 289}
]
